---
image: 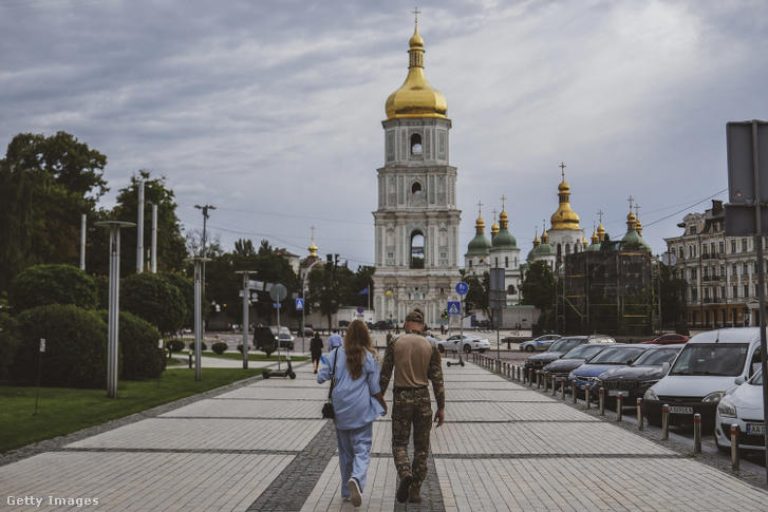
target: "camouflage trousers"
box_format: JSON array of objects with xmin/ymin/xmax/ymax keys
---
[{"xmin": 391, "ymin": 387, "xmax": 432, "ymax": 489}]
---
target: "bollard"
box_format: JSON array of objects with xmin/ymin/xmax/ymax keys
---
[
  {"xmin": 551, "ymin": 376, "xmax": 558, "ymax": 396},
  {"xmin": 637, "ymin": 398, "xmax": 644, "ymax": 431},
  {"xmin": 616, "ymin": 394, "xmax": 623, "ymax": 421},
  {"xmin": 529, "ymin": 368, "xmax": 534, "ymax": 386},
  {"xmin": 661, "ymin": 404, "xmax": 670, "ymax": 440},
  {"xmin": 598, "ymin": 387, "xmax": 605, "ymax": 416},
  {"xmin": 693, "ymin": 413, "xmax": 702, "ymax": 454},
  {"xmin": 188, "ymin": 352, "xmax": 193, "ymax": 369},
  {"xmin": 571, "ymin": 382, "xmax": 578, "ymax": 404},
  {"xmin": 537, "ymin": 371, "xmax": 542, "ymax": 389},
  {"xmin": 585, "ymin": 385, "xmax": 591, "ymax": 409},
  {"xmin": 730, "ymin": 424, "xmax": 740, "ymax": 471},
  {"xmin": 518, "ymin": 366, "xmax": 523, "ymax": 382},
  {"xmin": 560, "ymin": 378, "xmax": 566, "ymax": 400}
]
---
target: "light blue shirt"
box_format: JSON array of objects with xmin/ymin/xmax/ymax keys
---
[
  {"xmin": 328, "ymin": 333, "xmax": 343, "ymax": 350},
  {"xmin": 318, "ymin": 348, "xmax": 385, "ymax": 430}
]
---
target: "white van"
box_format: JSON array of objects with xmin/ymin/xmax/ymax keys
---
[{"xmin": 642, "ymin": 328, "xmax": 763, "ymax": 427}]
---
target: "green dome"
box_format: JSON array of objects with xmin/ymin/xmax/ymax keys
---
[
  {"xmin": 621, "ymin": 230, "xmax": 651, "ymax": 252},
  {"xmin": 492, "ymin": 228, "xmax": 517, "ymax": 249},
  {"xmin": 586, "ymin": 242, "xmax": 601, "ymax": 252},
  {"xmin": 527, "ymin": 241, "xmax": 554, "ymax": 261},
  {"xmin": 467, "ymin": 233, "xmax": 492, "ymax": 256}
]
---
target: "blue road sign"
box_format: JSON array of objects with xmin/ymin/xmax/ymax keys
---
[
  {"xmin": 455, "ymin": 281, "xmax": 469, "ymax": 296},
  {"xmin": 295, "ymin": 298, "xmax": 304, "ymax": 311},
  {"xmin": 273, "ymin": 303, "xmax": 282, "ymax": 309},
  {"xmin": 447, "ymin": 301, "xmax": 461, "ymax": 316}
]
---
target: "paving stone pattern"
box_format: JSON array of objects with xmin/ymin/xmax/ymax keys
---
[{"xmin": 3, "ymin": 359, "xmax": 768, "ymax": 511}]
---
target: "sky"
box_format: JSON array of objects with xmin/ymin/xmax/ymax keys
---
[{"xmin": 2, "ymin": 0, "xmax": 768, "ymax": 269}]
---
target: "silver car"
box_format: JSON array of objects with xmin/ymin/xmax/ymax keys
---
[{"xmin": 519, "ymin": 334, "xmax": 562, "ymax": 352}]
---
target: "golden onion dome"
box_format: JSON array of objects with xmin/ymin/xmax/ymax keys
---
[
  {"xmin": 491, "ymin": 221, "xmax": 500, "ymax": 238},
  {"xmin": 475, "ymin": 215, "xmax": 485, "ymax": 230},
  {"xmin": 308, "ymin": 241, "xmax": 318, "ymax": 258},
  {"xmin": 596, "ymin": 222, "xmax": 606, "ymax": 241},
  {"xmin": 591, "ymin": 230, "xmax": 599, "ymax": 244},
  {"xmin": 385, "ymin": 24, "xmax": 448, "ymax": 120},
  {"xmin": 550, "ymin": 176, "xmax": 581, "ymax": 231},
  {"xmin": 541, "ymin": 230, "xmax": 549, "ymax": 243}
]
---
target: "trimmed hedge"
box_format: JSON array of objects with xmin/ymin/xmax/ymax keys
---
[
  {"xmin": 10, "ymin": 264, "xmax": 98, "ymax": 313},
  {"xmin": 187, "ymin": 341, "xmax": 208, "ymax": 351},
  {"xmin": 121, "ymin": 273, "xmax": 187, "ymax": 335},
  {"xmin": 211, "ymin": 341, "xmax": 227, "ymax": 354},
  {"xmin": 13, "ymin": 304, "xmax": 108, "ymax": 388},
  {"xmin": 98, "ymin": 310, "xmax": 165, "ymax": 380},
  {"xmin": 161, "ymin": 272, "xmax": 194, "ymax": 328},
  {"xmin": 167, "ymin": 339, "xmax": 186, "ymax": 352}
]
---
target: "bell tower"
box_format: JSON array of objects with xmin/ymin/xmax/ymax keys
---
[{"xmin": 373, "ymin": 18, "xmax": 461, "ymax": 327}]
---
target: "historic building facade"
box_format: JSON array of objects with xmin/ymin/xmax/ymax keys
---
[
  {"xmin": 373, "ymin": 22, "xmax": 461, "ymax": 326},
  {"xmin": 665, "ymin": 199, "xmax": 768, "ymax": 329}
]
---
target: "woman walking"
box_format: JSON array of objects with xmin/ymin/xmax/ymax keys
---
[
  {"xmin": 317, "ymin": 319, "xmax": 386, "ymax": 507},
  {"xmin": 310, "ymin": 332, "xmax": 324, "ymax": 373}
]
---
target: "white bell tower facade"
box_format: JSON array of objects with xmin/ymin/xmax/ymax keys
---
[{"xmin": 373, "ymin": 21, "xmax": 461, "ymax": 327}]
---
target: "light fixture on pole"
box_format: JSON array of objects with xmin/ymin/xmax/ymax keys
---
[
  {"xmin": 235, "ymin": 270, "xmax": 258, "ymax": 369},
  {"xmin": 96, "ymin": 220, "xmax": 135, "ymax": 398}
]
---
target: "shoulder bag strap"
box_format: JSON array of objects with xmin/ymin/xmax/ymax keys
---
[{"xmin": 327, "ymin": 348, "xmax": 339, "ymax": 400}]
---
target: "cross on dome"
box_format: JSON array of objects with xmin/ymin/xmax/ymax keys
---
[
  {"xmin": 412, "ymin": 6, "xmax": 420, "ymax": 25},
  {"xmin": 559, "ymin": 161, "xmax": 566, "ymax": 180}
]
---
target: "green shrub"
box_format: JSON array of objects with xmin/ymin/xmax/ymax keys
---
[
  {"xmin": 0, "ymin": 312, "xmax": 20, "ymax": 381},
  {"xmin": 211, "ymin": 341, "xmax": 228, "ymax": 354},
  {"xmin": 10, "ymin": 264, "xmax": 98, "ymax": 313},
  {"xmin": 122, "ymin": 273, "xmax": 186, "ymax": 336},
  {"xmin": 13, "ymin": 304, "xmax": 108, "ymax": 388},
  {"xmin": 98, "ymin": 311, "xmax": 165, "ymax": 380},
  {"xmin": 167, "ymin": 339, "xmax": 186, "ymax": 352},
  {"xmin": 161, "ymin": 272, "xmax": 193, "ymax": 328},
  {"xmin": 187, "ymin": 341, "xmax": 207, "ymax": 351}
]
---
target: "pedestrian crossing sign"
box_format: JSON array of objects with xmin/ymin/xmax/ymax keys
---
[
  {"xmin": 295, "ymin": 298, "xmax": 304, "ymax": 311},
  {"xmin": 447, "ymin": 301, "xmax": 461, "ymax": 316}
]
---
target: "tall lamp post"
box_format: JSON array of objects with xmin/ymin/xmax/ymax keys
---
[
  {"xmin": 96, "ymin": 220, "xmax": 135, "ymax": 398},
  {"xmin": 191, "ymin": 257, "xmax": 211, "ymax": 381},
  {"xmin": 235, "ymin": 271, "xmax": 258, "ymax": 369}
]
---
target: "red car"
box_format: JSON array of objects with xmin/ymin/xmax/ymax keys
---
[{"xmin": 641, "ymin": 333, "xmax": 689, "ymax": 345}]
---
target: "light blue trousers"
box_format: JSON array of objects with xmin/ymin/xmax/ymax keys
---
[{"xmin": 336, "ymin": 422, "xmax": 373, "ymax": 497}]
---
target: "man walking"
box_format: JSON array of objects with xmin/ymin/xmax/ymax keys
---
[
  {"xmin": 328, "ymin": 329, "xmax": 343, "ymax": 351},
  {"xmin": 379, "ymin": 308, "xmax": 445, "ymax": 504}
]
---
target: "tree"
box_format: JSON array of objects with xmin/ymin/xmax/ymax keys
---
[
  {"xmin": 10, "ymin": 264, "xmax": 98, "ymax": 313},
  {"xmin": 121, "ymin": 273, "xmax": 187, "ymax": 336},
  {"xmin": 461, "ymin": 271, "xmax": 492, "ymax": 324},
  {"xmin": 307, "ymin": 261, "xmax": 353, "ymax": 330},
  {"xmin": 521, "ymin": 261, "xmax": 557, "ymax": 332},
  {"xmin": 0, "ymin": 132, "xmax": 108, "ymax": 295},
  {"xmin": 659, "ymin": 264, "xmax": 688, "ymax": 332}
]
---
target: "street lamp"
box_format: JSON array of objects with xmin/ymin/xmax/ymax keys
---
[
  {"xmin": 95, "ymin": 220, "xmax": 135, "ymax": 398},
  {"xmin": 301, "ymin": 259, "xmax": 322, "ymax": 353}
]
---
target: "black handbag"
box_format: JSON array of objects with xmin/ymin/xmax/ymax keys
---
[{"xmin": 321, "ymin": 348, "xmax": 339, "ymax": 419}]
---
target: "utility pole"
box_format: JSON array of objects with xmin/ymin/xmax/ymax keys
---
[
  {"xmin": 80, "ymin": 214, "xmax": 87, "ymax": 271},
  {"xmin": 194, "ymin": 204, "xmax": 216, "ymax": 311},
  {"xmin": 136, "ymin": 178, "xmax": 145, "ymax": 273},
  {"xmin": 151, "ymin": 203, "xmax": 158, "ymax": 273}
]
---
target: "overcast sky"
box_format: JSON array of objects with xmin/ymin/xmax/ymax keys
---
[{"xmin": 2, "ymin": 0, "xmax": 767, "ymax": 268}]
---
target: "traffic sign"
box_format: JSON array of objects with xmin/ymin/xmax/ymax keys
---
[
  {"xmin": 269, "ymin": 283, "xmax": 287, "ymax": 302},
  {"xmin": 295, "ymin": 298, "xmax": 304, "ymax": 311},
  {"xmin": 455, "ymin": 282, "xmax": 469, "ymax": 296},
  {"xmin": 273, "ymin": 303, "xmax": 282, "ymax": 309},
  {"xmin": 447, "ymin": 301, "xmax": 461, "ymax": 316}
]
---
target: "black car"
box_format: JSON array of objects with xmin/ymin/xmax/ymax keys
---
[
  {"xmin": 523, "ymin": 336, "xmax": 590, "ymax": 374},
  {"xmin": 541, "ymin": 344, "xmax": 611, "ymax": 380},
  {"xmin": 597, "ymin": 344, "xmax": 683, "ymax": 405},
  {"xmin": 253, "ymin": 326, "xmax": 294, "ymax": 353}
]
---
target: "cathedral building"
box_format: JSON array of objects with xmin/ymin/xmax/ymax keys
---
[{"xmin": 372, "ymin": 21, "xmax": 461, "ymax": 326}]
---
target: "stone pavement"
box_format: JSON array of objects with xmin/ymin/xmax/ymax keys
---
[{"xmin": 3, "ymin": 360, "xmax": 768, "ymax": 511}]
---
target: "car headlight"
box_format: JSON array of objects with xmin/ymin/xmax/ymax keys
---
[
  {"xmin": 702, "ymin": 391, "xmax": 725, "ymax": 403},
  {"xmin": 644, "ymin": 388, "xmax": 658, "ymax": 401},
  {"xmin": 717, "ymin": 398, "xmax": 737, "ymax": 418}
]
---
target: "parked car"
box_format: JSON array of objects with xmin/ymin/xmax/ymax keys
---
[
  {"xmin": 596, "ymin": 344, "xmax": 684, "ymax": 404},
  {"xmin": 541, "ymin": 344, "xmax": 612, "ymax": 381},
  {"xmin": 519, "ymin": 334, "xmax": 562, "ymax": 352},
  {"xmin": 569, "ymin": 344, "xmax": 654, "ymax": 397},
  {"xmin": 264, "ymin": 326, "xmax": 295, "ymax": 350},
  {"xmin": 715, "ymin": 368, "xmax": 766, "ymax": 453},
  {"xmin": 641, "ymin": 333, "xmax": 690, "ymax": 345},
  {"xmin": 524, "ymin": 334, "xmax": 615, "ymax": 373},
  {"xmin": 643, "ymin": 328, "xmax": 763, "ymax": 428},
  {"xmin": 437, "ymin": 334, "xmax": 490, "ymax": 354}
]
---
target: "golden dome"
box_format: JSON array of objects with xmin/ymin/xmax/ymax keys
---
[
  {"xmin": 533, "ymin": 233, "xmax": 541, "ymax": 247},
  {"xmin": 385, "ymin": 24, "xmax": 447, "ymax": 120},
  {"xmin": 541, "ymin": 230, "xmax": 549, "ymax": 243},
  {"xmin": 499, "ymin": 209, "xmax": 509, "ymax": 229},
  {"xmin": 491, "ymin": 221, "xmax": 500, "ymax": 237},
  {"xmin": 626, "ymin": 210, "xmax": 637, "ymax": 231},
  {"xmin": 475, "ymin": 215, "xmax": 485, "ymax": 230},
  {"xmin": 550, "ymin": 176, "xmax": 581, "ymax": 231},
  {"xmin": 591, "ymin": 229, "xmax": 599, "ymax": 244},
  {"xmin": 308, "ymin": 241, "xmax": 318, "ymax": 258},
  {"xmin": 596, "ymin": 222, "xmax": 606, "ymax": 241}
]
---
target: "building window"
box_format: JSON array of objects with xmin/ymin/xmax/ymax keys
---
[
  {"xmin": 734, "ymin": 286, "xmax": 738, "ymax": 298},
  {"xmin": 719, "ymin": 241, "xmax": 725, "ymax": 254},
  {"xmin": 732, "ymin": 264, "xmax": 737, "ymax": 276},
  {"xmin": 504, "ymin": 256, "xmax": 509, "ymax": 268},
  {"xmin": 742, "ymin": 239, "xmax": 748, "ymax": 252},
  {"xmin": 411, "ymin": 182, "xmax": 422, "ymax": 194},
  {"xmin": 731, "ymin": 240, "xmax": 736, "ymax": 253},
  {"xmin": 689, "ymin": 226, "xmax": 697, "ymax": 235},
  {"xmin": 744, "ymin": 263, "xmax": 749, "ymax": 274},
  {"xmin": 410, "ymin": 231, "xmax": 425, "ymax": 269},
  {"xmin": 744, "ymin": 284, "xmax": 750, "ymax": 298},
  {"xmin": 410, "ymin": 133, "xmax": 423, "ymax": 155},
  {"xmin": 679, "ymin": 247, "xmax": 684, "ymax": 260},
  {"xmin": 691, "ymin": 268, "xmax": 697, "ymax": 279}
]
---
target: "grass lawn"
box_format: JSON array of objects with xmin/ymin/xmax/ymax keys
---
[
  {"xmin": 203, "ymin": 352, "xmax": 309, "ymax": 362},
  {"xmin": 0, "ymin": 367, "xmax": 263, "ymax": 453}
]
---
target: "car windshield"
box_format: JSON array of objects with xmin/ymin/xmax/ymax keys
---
[
  {"xmin": 548, "ymin": 338, "xmax": 585, "ymax": 353},
  {"xmin": 588, "ymin": 347, "xmax": 647, "ymax": 364},
  {"xmin": 670, "ymin": 343, "xmax": 749, "ymax": 377},
  {"xmin": 632, "ymin": 348, "xmax": 679, "ymax": 367},
  {"xmin": 751, "ymin": 369, "xmax": 763, "ymax": 385},
  {"xmin": 562, "ymin": 344, "xmax": 606, "ymax": 360}
]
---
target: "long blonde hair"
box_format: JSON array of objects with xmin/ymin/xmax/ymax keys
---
[{"xmin": 343, "ymin": 319, "xmax": 376, "ymax": 380}]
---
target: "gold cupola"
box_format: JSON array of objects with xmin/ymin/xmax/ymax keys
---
[
  {"xmin": 385, "ymin": 21, "xmax": 448, "ymax": 120},
  {"xmin": 490, "ymin": 209, "xmax": 499, "ymax": 238},
  {"xmin": 308, "ymin": 241, "xmax": 318, "ymax": 258},
  {"xmin": 550, "ymin": 170, "xmax": 582, "ymax": 231},
  {"xmin": 597, "ymin": 222, "xmax": 606, "ymax": 242}
]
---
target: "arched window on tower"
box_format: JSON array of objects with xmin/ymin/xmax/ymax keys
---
[
  {"xmin": 411, "ymin": 182, "xmax": 422, "ymax": 194},
  {"xmin": 410, "ymin": 133, "xmax": 423, "ymax": 155},
  {"xmin": 410, "ymin": 231, "xmax": 425, "ymax": 269}
]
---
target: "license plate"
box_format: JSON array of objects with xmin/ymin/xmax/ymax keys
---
[
  {"xmin": 668, "ymin": 406, "xmax": 693, "ymax": 415},
  {"xmin": 608, "ymin": 390, "xmax": 629, "ymax": 397},
  {"xmin": 746, "ymin": 423, "xmax": 766, "ymax": 435}
]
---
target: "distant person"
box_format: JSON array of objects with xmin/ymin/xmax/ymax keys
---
[
  {"xmin": 317, "ymin": 320, "xmax": 386, "ymax": 506},
  {"xmin": 328, "ymin": 329, "xmax": 343, "ymax": 351},
  {"xmin": 379, "ymin": 308, "xmax": 445, "ymax": 504},
  {"xmin": 310, "ymin": 332, "xmax": 324, "ymax": 374}
]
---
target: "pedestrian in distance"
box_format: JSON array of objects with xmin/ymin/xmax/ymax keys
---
[
  {"xmin": 328, "ymin": 329, "xmax": 343, "ymax": 351},
  {"xmin": 317, "ymin": 320, "xmax": 387, "ymax": 507},
  {"xmin": 310, "ymin": 332, "xmax": 324, "ymax": 374},
  {"xmin": 379, "ymin": 308, "xmax": 445, "ymax": 504}
]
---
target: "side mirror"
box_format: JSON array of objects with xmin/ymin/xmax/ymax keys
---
[{"xmin": 734, "ymin": 376, "xmax": 746, "ymax": 386}]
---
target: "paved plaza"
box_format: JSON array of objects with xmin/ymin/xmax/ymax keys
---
[{"xmin": 3, "ymin": 360, "xmax": 768, "ymax": 511}]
